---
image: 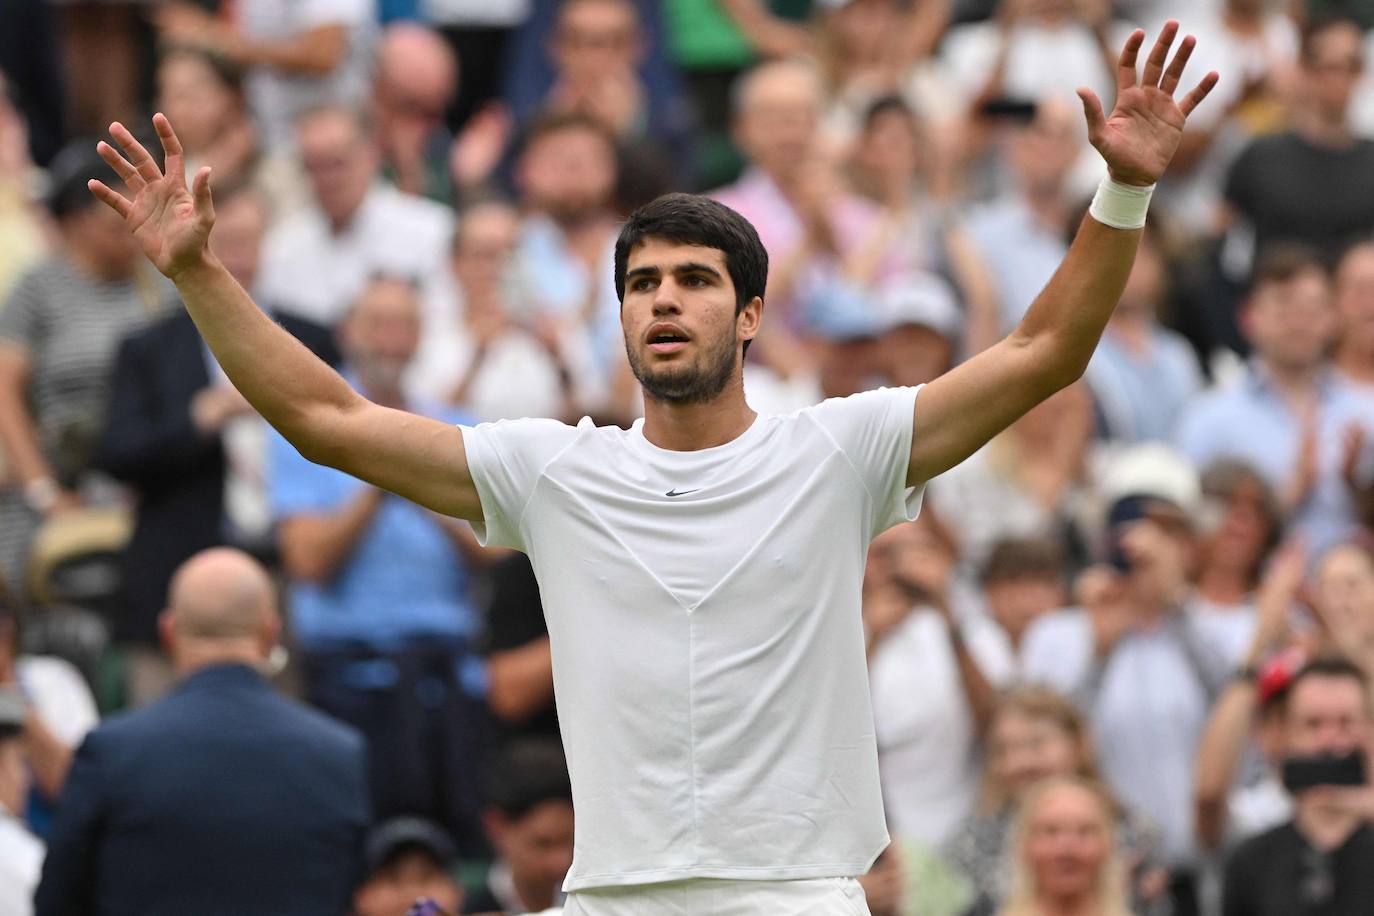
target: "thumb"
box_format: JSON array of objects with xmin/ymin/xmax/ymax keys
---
[
  {"xmin": 192, "ymin": 166, "xmax": 215, "ymax": 226},
  {"xmin": 1077, "ymin": 88, "xmax": 1106, "ymax": 146}
]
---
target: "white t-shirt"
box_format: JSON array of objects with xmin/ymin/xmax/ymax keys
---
[
  {"xmin": 238, "ymin": 0, "xmax": 376, "ymax": 151},
  {"xmin": 0, "ymin": 808, "xmax": 42, "ymax": 916},
  {"xmin": 260, "ymin": 183, "xmax": 455, "ymax": 328},
  {"xmin": 870, "ymin": 609, "xmax": 1014, "ymax": 847},
  {"xmin": 461, "ymin": 386, "xmax": 924, "ymax": 891},
  {"xmin": 17, "ymin": 655, "xmax": 98, "ymax": 747}
]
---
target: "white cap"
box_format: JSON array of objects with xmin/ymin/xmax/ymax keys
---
[
  {"xmin": 1099, "ymin": 443, "xmax": 1202, "ymax": 519},
  {"xmin": 878, "ymin": 271, "xmax": 963, "ymax": 341}
]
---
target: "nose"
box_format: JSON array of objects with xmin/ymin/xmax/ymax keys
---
[{"xmin": 652, "ymin": 279, "xmax": 682, "ymax": 316}]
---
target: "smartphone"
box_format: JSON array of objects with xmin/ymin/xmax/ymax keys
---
[{"xmin": 1281, "ymin": 752, "xmax": 1367, "ymax": 792}]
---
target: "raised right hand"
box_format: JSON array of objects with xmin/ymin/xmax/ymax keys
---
[{"xmin": 89, "ymin": 114, "xmax": 216, "ymax": 280}]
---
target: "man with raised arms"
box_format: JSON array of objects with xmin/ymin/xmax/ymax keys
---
[{"xmin": 89, "ymin": 23, "xmax": 1215, "ymax": 916}]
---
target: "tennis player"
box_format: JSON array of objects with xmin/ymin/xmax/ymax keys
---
[{"xmin": 91, "ymin": 22, "xmax": 1215, "ymax": 916}]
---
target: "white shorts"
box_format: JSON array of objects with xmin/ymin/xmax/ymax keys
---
[{"xmin": 562, "ymin": 877, "xmax": 871, "ymax": 916}]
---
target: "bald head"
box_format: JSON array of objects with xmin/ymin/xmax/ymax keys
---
[
  {"xmin": 376, "ymin": 24, "xmax": 457, "ymax": 114},
  {"xmin": 731, "ymin": 59, "xmax": 825, "ymax": 183},
  {"xmin": 166, "ymin": 548, "xmax": 277, "ymax": 647}
]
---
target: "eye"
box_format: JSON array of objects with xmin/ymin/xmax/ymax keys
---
[
  {"xmin": 683, "ymin": 275, "xmax": 707, "ymax": 287},
  {"xmin": 631, "ymin": 277, "xmax": 656, "ymax": 292}
]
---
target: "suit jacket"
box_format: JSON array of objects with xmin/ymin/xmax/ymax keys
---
[
  {"xmin": 35, "ymin": 663, "xmax": 370, "ymax": 916},
  {"xmin": 98, "ymin": 309, "xmax": 339, "ymax": 644}
]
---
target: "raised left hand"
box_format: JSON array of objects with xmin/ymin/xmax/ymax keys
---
[{"xmin": 1078, "ymin": 21, "xmax": 1220, "ymax": 186}]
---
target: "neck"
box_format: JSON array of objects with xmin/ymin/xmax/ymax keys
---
[
  {"xmin": 1261, "ymin": 357, "xmax": 1321, "ymax": 398},
  {"xmin": 640, "ymin": 381, "xmax": 756, "ymax": 452},
  {"xmin": 1196, "ymin": 564, "xmax": 1251, "ymax": 604},
  {"xmin": 1021, "ymin": 186, "xmax": 1068, "ymax": 231},
  {"xmin": 174, "ymin": 643, "xmax": 263, "ymax": 679},
  {"xmin": 514, "ymin": 875, "xmax": 557, "ymax": 911},
  {"xmin": 1296, "ymin": 796, "xmax": 1363, "ymax": 850},
  {"xmin": 1038, "ymin": 891, "xmax": 1100, "ymax": 916},
  {"xmin": 1295, "ymin": 106, "xmax": 1353, "ymax": 147}
]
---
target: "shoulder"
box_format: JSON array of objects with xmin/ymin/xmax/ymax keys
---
[
  {"xmin": 1228, "ymin": 821, "xmax": 1295, "ymax": 868},
  {"xmin": 267, "ymin": 694, "xmax": 367, "ymax": 755},
  {"xmin": 373, "ymin": 186, "xmax": 455, "ymax": 236},
  {"xmin": 462, "ymin": 415, "xmax": 583, "ymax": 458},
  {"xmin": 798, "ymin": 386, "xmax": 922, "ymax": 427}
]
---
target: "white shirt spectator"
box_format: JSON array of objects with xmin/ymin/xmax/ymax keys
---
[
  {"xmin": 238, "ymin": 0, "xmax": 377, "ymax": 151},
  {"xmin": 940, "ymin": 20, "xmax": 1119, "ymax": 111},
  {"xmin": 870, "ymin": 609, "xmax": 1013, "ymax": 846},
  {"xmin": 0, "ymin": 803, "xmax": 42, "ymax": 916},
  {"xmin": 17, "ymin": 656, "xmax": 98, "ymax": 748},
  {"xmin": 1021, "ymin": 608, "xmax": 1230, "ymax": 867},
  {"xmin": 259, "ymin": 183, "xmax": 455, "ymax": 329}
]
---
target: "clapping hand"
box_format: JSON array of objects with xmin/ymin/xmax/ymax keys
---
[{"xmin": 1078, "ymin": 21, "xmax": 1220, "ymax": 186}]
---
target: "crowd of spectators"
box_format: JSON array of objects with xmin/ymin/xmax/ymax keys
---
[{"xmin": 4, "ymin": 0, "xmax": 1374, "ymax": 913}]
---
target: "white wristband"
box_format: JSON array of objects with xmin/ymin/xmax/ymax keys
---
[{"xmin": 1089, "ymin": 176, "xmax": 1155, "ymax": 230}]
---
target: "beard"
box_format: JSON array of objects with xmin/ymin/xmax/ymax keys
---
[{"xmin": 626, "ymin": 325, "xmax": 738, "ymax": 405}]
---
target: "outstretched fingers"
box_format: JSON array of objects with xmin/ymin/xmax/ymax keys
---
[
  {"xmin": 1077, "ymin": 88, "xmax": 1107, "ymax": 146},
  {"xmin": 109, "ymin": 122, "xmax": 164, "ymax": 184},
  {"xmin": 1117, "ymin": 29, "xmax": 1146, "ymax": 93},
  {"xmin": 152, "ymin": 112, "xmax": 186, "ymax": 183},
  {"xmin": 191, "ymin": 166, "xmax": 215, "ymax": 223},
  {"xmin": 96, "ymin": 140, "xmax": 144, "ymax": 193},
  {"xmin": 1141, "ymin": 20, "xmax": 1179, "ymax": 88},
  {"xmin": 1160, "ymin": 34, "xmax": 1196, "ymax": 96},
  {"xmin": 88, "ymin": 179, "xmax": 132, "ymax": 219},
  {"xmin": 1179, "ymin": 71, "xmax": 1221, "ymax": 118}
]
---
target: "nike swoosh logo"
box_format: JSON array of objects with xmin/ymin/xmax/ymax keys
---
[{"xmin": 664, "ymin": 488, "xmax": 700, "ymax": 498}]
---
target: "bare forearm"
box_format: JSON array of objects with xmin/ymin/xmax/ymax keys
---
[
  {"xmin": 0, "ymin": 386, "xmax": 51, "ymax": 484},
  {"xmin": 233, "ymin": 25, "xmax": 347, "ymax": 76},
  {"xmin": 948, "ymin": 626, "xmax": 996, "ymax": 733},
  {"xmin": 487, "ymin": 638, "xmax": 555, "ymax": 721},
  {"xmin": 1016, "ymin": 215, "xmax": 1141, "ymax": 388},
  {"xmin": 280, "ymin": 488, "xmax": 384, "ymax": 583},
  {"xmin": 1194, "ymin": 681, "xmax": 1257, "ymax": 847},
  {"xmin": 25, "ymin": 714, "xmax": 74, "ymax": 800},
  {"xmin": 172, "ymin": 255, "xmax": 361, "ymax": 462}
]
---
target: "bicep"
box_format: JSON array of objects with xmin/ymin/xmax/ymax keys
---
[
  {"xmin": 316, "ymin": 401, "xmax": 483, "ymax": 522},
  {"xmin": 907, "ymin": 332, "xmax": 1059, "ymax": 486}
]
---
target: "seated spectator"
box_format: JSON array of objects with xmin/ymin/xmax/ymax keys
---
[
  {"xmin": 507, "ymin": 113, "xmax": 625, "ymax": 385},
  {"xmin": 1223, "ymin": 16, "xmax": 1374, "ymax": 266},
  {"xmin": 258, "ymin": 106, "xmax": 455, "ymax": 330},
  {"xmin": 1176, "ymin": 247, "xmax": 1374, "ymax": 557},
  {"xmin": 928, "ymin": 383, "xmax": 1094, "ymax": 575},
  {"xmin": 961, "ymin": 97, "xmax": 1085, "ymax": 333},
  {"xmin": 1222, "ymin": 658, "xmax": 1374, "ymax": 915},
  {"xmin": 35, "ymin": 548, "xmax": 370, "ymax": 914},
  {"xmin": 0, "ymin": 582, "xmax": 99, "ymax": 836},
  {"xmin": 945, "ymin": 687, "xmax": 1167, "ymax": 916},
  {"xmin": 355, "ymin": 818, "xmax": 465, "ymax": 916},
  {"xmin": 0, "ymin": 72, "xmax": 49, "ymax": 300},
  {"xmin": 1021, "ymin": 444, "xmax": 1233, "ymax": 916},
  {"xmin": 98, "ymin": 182, "xmax": 339, "ymax": 697},
  {"xmin": 483, "ymin": 553, "xmax": 559, "ymax": 754},
  {"xmin": 409, "ymin": 199, "xmax": 597, "ymax": 419},
  {"xmin": 0, "ymin": 687, "xmax": 41, "ymax": 916},
  {"xmin": 942, "ymin": 0, "xmax": 1118, "ymax": 123},
  {"xmin": 1191, "ymin": 461, "xmax": 1282, "ymax": 665},
  {"xmin": 978, "ymin": 536, "xmax": 1069, "ymax": 661},
  {"xmin": 998, "ymin": 776, "xmax": 1135, "ymax": 916},
  {"xmin": 374, "ymin": 24, "xmax": 459, "ymax": 203},
  {"xmin": 713, "ymin": 59, "xmax": 907, "ymax": 391},
  {"xmin": 0, "ymin": 144, "xmax": 170, "ymax": 595},
  {"xmin": 866, "ymin": 517, "xmax": 1013, "ymax": 848},
  {"xmin": 272, "ymin": 277, "xmax": 495, "ymax": 853},
  {"xmin": 465, "ymin": 740, "xmax": 574, "ymax": 915},
  {"xmin": 1084, "ymin": 224, "xmax": 1204, "ymax": 444},
  {"xmin": 155, "ymin": 0, "xmax": 376, "ymax": 152}
]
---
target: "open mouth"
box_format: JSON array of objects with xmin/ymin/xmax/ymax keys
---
[{"xmin": 647, "ymin": 326, "xmax": 690, "ymax": 354}]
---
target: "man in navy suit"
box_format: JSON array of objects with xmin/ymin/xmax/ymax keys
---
[
  {"xmin": 34, "ymin": 547, "xmax": 370, "ymax": 915},
  {"xmin": 98, "ymin": 182, "xmax": 339, "ymax": 699}
]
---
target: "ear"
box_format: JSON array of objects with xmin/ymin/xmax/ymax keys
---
[
  {"xmin": 738, "ymin": 295, "xmax": 763, "ymax": 345},
  {"xmin": 158, "ymin": 611, "xmax": 176, "ymax": 658}
]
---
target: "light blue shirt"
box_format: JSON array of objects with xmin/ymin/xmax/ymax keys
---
[
  {"xmin": 1086, "ymin": 324, "xmax": 1203, "ymax": 444},
  {"xmin": 962, "ymin": 197, "xmax": 1067, "ymax": 332},
  {"xmin": 1175, "ymin": 364, "xmax": 1374, "ymax": 556},
  {"xmin": 269, "ymin": 390, "xmax": 479, "ymax": 649}
]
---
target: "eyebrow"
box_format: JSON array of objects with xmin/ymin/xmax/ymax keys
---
[{"xmin": 624, "ymin": 262, "xmax": 724, "ymax": 283}]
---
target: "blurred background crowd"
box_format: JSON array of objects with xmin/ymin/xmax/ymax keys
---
[{"xmin": 3, "ymin": 0, "xmax": 1374, "ymax": 913}]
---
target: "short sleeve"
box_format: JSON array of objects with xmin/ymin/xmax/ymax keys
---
[
  {"xmin": 459, "ymin": 417, "xmax": 579, "ymax": 551},
  {"xmin": 807, "ymin": 386, "xmax": 923, "ymax": 539},
  {"xmin": 20, "ymin": 656, "xmax": 99, "ymax": 747},
  {"xmin": 0, "ymin": 265, "xmax": 48, "ymax": 354}
]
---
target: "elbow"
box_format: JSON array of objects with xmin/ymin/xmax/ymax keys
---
[
  {"xmin": 1010, "ymin": 328, "xmax": 1086, "ymax": 395},
  {"xmin": 1194, "ymin": 796, "xmax": 1226, "ymax": 850}
]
